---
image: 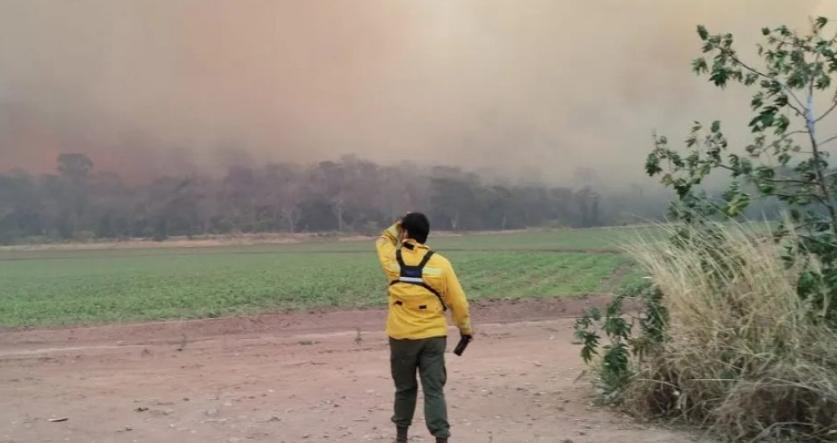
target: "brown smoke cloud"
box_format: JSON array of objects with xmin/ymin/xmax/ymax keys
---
[{"xmin": 1, "ymin": 0, "xmax": 836, "ymax": 184}]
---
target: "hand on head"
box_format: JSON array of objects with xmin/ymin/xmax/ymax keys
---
[{"xmin": 396, "ymin": 214, "xmax": 412, "ymax": 243}]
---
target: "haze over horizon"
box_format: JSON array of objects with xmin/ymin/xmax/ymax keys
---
[{"xmin": 2, "ymin": 0, "xmax": 837, "ymax": 186}]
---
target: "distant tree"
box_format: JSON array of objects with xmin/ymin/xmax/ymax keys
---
[
  {"xmin": 0, "ymin": 154, "xmax": 624, "ymax": 242},
  {"xmin": 0, "ymin": 171, "xmax": 43, "ymax": 242},
  {"xmin": 54, "ymin": 153, "xmax": 94, "ymax": 238},
  {"xmin": 57, "ymin": 153, "xmax": 93, "ymax": 180},
  {"xmin": 87, "ymin": 171, "xmax": 131, "ymax": 238},
  {"xmin": 220, "ymin": 165, "xmax": 258, "ymax": 232},
  {"xmin": 484, "ymin": 185, "xmax": 513, "ymax": 229}
]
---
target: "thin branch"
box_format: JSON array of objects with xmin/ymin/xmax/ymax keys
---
[
  {"xmin": 721, "ymin": 49, "xmax": 807, "ymax": 115},
  {"xmin": 776, "ymin": 130, "xmax": 809, "ymax": 139},
  {"xmin": 720, "ymin": 48, "xmax": 809, "ymax": 112},
  {"xmin": 815, "ymin": 97, "xmax": 837, "ymax": 122},
  {"xmin": 786, "ymin": 101, "xmax": 806, "ymax": 117},
  {"xmin": 818, "ymin": 134, "xmax": 837, "ymax": 146},
  {"xmin": 763, "ymin": 177, "xmax": 812, "ymax": 185},
  {"xmin": 725, "ymin": 50, "xmax": 770, "ymax": 79},
  {"xmin": 773, "ymin": 192, "xmax": 827, "ymax": 204}
]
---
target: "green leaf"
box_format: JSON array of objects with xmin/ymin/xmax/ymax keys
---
[
  {"xmin": 710, "ymin": 120, "xmax": 721, "ymax": 133},
  {"xmin": 691, "ymin": 57, "xmax": 708, "ymax": 74},
  {"xmin": 788, "ymin": 69, "xmax": 807, "ymax": 88},
  {"xmin": 722, "ymin": 33, "xmax": 734, "ymax": 49},
  {"xmin": 645, "ymin": 153, "xmax": 662, "ymax": 176},
  {"xmin": 774, "ymin": 114, "xmax": 790, "ymax": 134},
  {"xmin": 686, "ymin": 151, "xmax": 699, "ymax": 167},
  {"xmin": 750, "ymin": 92, "xmax": 764, "ymax": 110},
  {"xmin": 749, "ymin": 106, "xmax": 778, "ymax": 132},
  {"xmin": 755, "ymin": 166, "xmax": 775, "ymax": 179},
  {"xmin": 710, "ymin": 66, "xmax": 730, "ymax": 87},
  {"xmin": 774, "ymin": 94, "xmax": 788, "ymax": 107},
  {"xmin": 604, "ymin": 316, "xmax": 631, "ymax": 339},
  {"xmin": 762, "ymin": 27, "xmax": 771, "ymax": 36},
  {"xmin": 686, "ymin": 135, "xmax": 697, "ymax": 148},
  {"xmin": 691, "ymin": 121, "xmax": 703, "ymax": 133},
  {"xmin": 816, "ymin": 17, "xmax": 828, "ymax": 30},
  {"xmin": 697, "ymin": 25, "xmax": 709, "ymax": 41},
  {"xmin": 739, "ymin": 157, "xmax": 754, "ymax": 175},
  {"xmin": 778, "ymin": 152, "xmax": 791, "ymax": 165},
  {"xmin": 723, "ymin": 192, "xmax": 751, "ymax": 217}
]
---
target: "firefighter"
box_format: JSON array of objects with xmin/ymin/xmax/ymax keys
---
[{"xmin": 375, "ymin": 212, "xmax": 473, "ymax": 443}]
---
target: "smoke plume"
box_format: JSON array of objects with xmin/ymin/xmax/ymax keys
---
[{"xmin": 1, "ymin": 0, "xmax": 836, "ymax": 185}]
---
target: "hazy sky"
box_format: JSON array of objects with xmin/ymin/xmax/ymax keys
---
[{"xmin": 2, "ymin": 0, "xmax": 837, "ymax": 185}]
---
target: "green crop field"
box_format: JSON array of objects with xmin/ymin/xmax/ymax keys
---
[{"xmin": 0, "ymin": 227, "xmax": 656, "ymax": 328}]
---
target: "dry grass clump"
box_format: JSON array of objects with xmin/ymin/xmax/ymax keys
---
[{"xmin": 626, "ymin": 224, "xmax": 837, "ymax": 441}]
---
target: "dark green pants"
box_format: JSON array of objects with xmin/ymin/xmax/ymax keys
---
[{"xmin": 389, "ymin": 336, "xmax": 449, "ymax": 438}]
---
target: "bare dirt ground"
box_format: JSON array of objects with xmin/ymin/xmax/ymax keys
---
[{"xmin": 0, "ymin": 298, "xmax": 710, "ymax": 443}]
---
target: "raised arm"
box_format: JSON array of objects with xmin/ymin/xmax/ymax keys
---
[{"xmin": 376, "ymin": 221, "xmax": 401, "ymax": 280}]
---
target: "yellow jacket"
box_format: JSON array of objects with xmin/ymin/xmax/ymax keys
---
[{"xmin": 376, "ymin": 223, "xmax": 473, "ymax": 339}]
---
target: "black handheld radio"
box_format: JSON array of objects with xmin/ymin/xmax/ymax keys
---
[{"xmin": 453, "ymin": 334, "xmax": 472, "ymax": 356}]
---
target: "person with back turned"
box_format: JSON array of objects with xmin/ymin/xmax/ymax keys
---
[{"xmin": 375, "ymin": 212, "xmax": 473, "ymax": 443}]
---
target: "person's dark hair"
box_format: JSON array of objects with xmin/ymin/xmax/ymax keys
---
[{"xmin": 401, "ymin": 212, "xmax": 430, "ymax": 244}]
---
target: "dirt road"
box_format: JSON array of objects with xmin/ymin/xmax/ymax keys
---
[{"xmin": 0, "ymin": 298, "xmax": 707, "ymax": 443}]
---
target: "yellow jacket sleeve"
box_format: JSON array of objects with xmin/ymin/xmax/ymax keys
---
[
  {"xmin": 376, "ymin": 223, "xmax": 400, "ymax": 280},
  {"xmin": 442, "ymin": 261, "xmax": 473, "ymax": 335}
]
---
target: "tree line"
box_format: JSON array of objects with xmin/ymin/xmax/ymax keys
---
[{"xmin": 0, "ymin": 153, "xmax": 644, "ymax": 244}]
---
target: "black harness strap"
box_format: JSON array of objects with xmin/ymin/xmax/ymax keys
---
[{"xmin": 390, "ymin": 248, "xmax": 447, "ymax": 311}]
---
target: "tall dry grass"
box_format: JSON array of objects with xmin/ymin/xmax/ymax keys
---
[{"xmin": 625, "ymin": 223, "xmax": 837, "ymax": 441}]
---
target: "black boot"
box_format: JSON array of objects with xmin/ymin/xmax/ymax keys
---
[{"xmin": 395, "ymin": 425, "xmax": 408, "ymax": 442}]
